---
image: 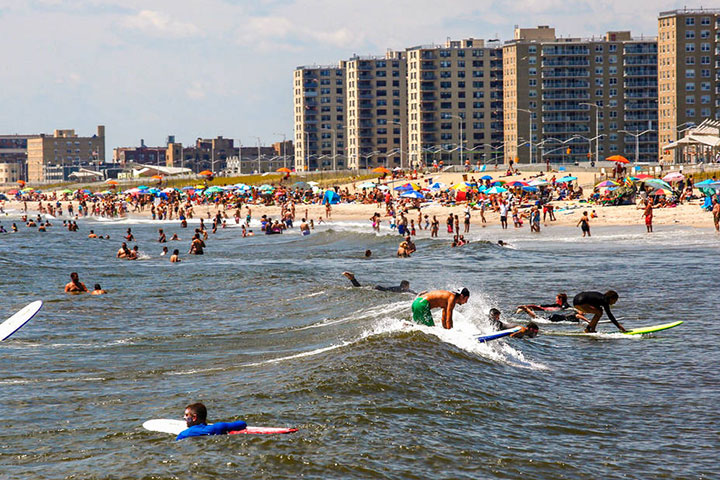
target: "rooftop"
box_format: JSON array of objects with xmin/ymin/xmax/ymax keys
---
[{"xmin": 659, "ymin": 7, "xmax": 720, "ymax": 18}]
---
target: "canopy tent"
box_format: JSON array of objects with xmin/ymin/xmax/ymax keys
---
[{"xmin": 323, "ymin": 190, "xmax": 340, "ymax": 204}]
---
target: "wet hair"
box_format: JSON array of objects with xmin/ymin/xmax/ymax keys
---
[
  {"xmin": 94, "ymin": 284, "xmax": 101, "ymax": 290},
  {"xmin": 365, "ymin": 249, "xmax": 372, "ymax": 257},
  {"xmin": 70, "ymin": 272, "xmax": 79, "ymax": 281},
  {"xmin": 604, "ymin": 290, "xmax": 619, "ymax": 303},
  {"xmin": 454, "ymin": 287, "xmax": 470, "ymax": 298},
  {"xmin": 489, "ymin": 308, "xmax": 501, "ymax": 316},
  {"xmin": 400, "ymin": 280, "xmax": 410, "ymax": 289},
  {"xmin": 558, "ymin": 293, "xmax": 568, "ymax": 303},
  {"xmin": 185, "ymin": 402, "xmax": 207, "ymax": 423}
]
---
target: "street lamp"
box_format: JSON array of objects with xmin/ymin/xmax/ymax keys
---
[
  {"xmin": 619, "ymin": 129, "xmax": 654, "ymax": 163},
  {"xmin": 572, "ymin": 134, "xmax": 605, "ymax": 163},
  {"xmin": 579, "ymin": 102, "xmax": 600, "ymax": 164},
  {"xmin": 518, "ymin": 108, "xmax": 533, "ymax": 164},
  {"xmin": 273, "ymin": 133, "xmax": 287, "ymax": 169},
  {"xmin": 449, "ymin": 114, "xmax": 464, "ymax": 166},
  {"xmin": 250, "ymin": 136, "xmax": 261, "ymax": 173},
  {"xmin": 391, "ymin": 120, "xmax": 404, "ymax": 170}
]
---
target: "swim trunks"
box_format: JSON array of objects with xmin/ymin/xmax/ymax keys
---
[{"xmin": 411, "ymin": 296, "xmax": 434, "ymax": 326}]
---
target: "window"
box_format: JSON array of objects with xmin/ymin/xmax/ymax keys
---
[
  {"xmin": 595, "ymin": 67, "xmax": 603, "ymax": 75},
  {"xmin": 595, "ymin": 45, "xmax": 604, "ymax": 52},
  {"xmin": 686, "ymin": 108, "xmax": 695, "ymax": 117},
  {"xmin": 528, "ymin": 56, "xmax": 536, "ymax": 64},
  {"xmin": 457, "ymin": 81, "xmax": 465, "ymax": 88},
  {"xmin": 686, "ymin": 43, "xmax": 695, "ymax": 52},
  {"xmin": 700, "ymin": 43, "xmax": 710, "ymax": 52},
  {"xmin": 528, "ymin": 68, "xmax": 537, "ymax": 75},
  {"xmin": 701, "ymin": 69, "xmax": 710, "ymax": 77},
  {"xmin": 685, "ymin": 30, "xmax": 695, "ymax": 39},
  {"xmin": 685, "ymin": 95, "xmax": 695, "ymax": 104},
  {"xmin": 700, "ymin": 30, "xmax": 710, "ymax": 38},
  {"xmin": 595, "ymin": 78, "xmax": 604, "ymax": 86},
  {"xmin": 472, "ymin": 81, "xmax": 484, "ymax": 88},
  {"xmin": 439, "ymin": 50, "xmax": 451, "ymax": 57},
  {"xmin": 685, "ymin": 82, "xmax": 695, "ymax": 91},
  {"xmin": 686, "ymin": 57, "xmax": 696, "ymax": 65},
  {"xmin": 529, "ymin": 89, "xmax": 537, "ymax": 97},
  {"xmin": 609, "ymin": 88, "xmax": 617, "ymax": 97},
  {"xmin": 609, "ymin": 66, "xmax": 617, "ymax": 75},
  {"xmin": 440, "ymin": 81, "xmax": 452, "ymax": 88},
  {"xmin": 701, "ymin": 95, "xmax": 710, "ymax": 104},
  {"xmin": 594, "ymin": 56, "xmax": 603, "ymax": 63},
  {"xmin": 685, "ymin": 17, "xmax": 695, "ymax": 25},
  {"xmin": 595, "ymin": 89, "xmax": 603, "ymax": 97},
  {"xmin": 701, "ymin": 56, "xmax": 710, "ymax": 65},
  {"xmin": 529, "ymin": 78, "xmax": 537, "ymax": 86},
  {"xmin": 701, "ymin": 82, "xmax": 711, "ymax": 91},
  {"xmin": 701, "ymin": 108, "xmax": 710, "ymax": 117},
  {"xmin": 609, "ymin": 44, "xmax": 617, "ymax": 52},
  {"xmin": 457, "ymin": 60, "xmax": 465, "ymax": 68},
  {"xmin": 686, "ymin": 69, "xmax": 695, "ymax": 78},
  {"xmin": 700, "ymin": 16, "xmax": 710, "ymax": 25},
  {"xmin": 472, "ymin": 60, "xmax": 483, "ymax": 67},
  {"xmin": 609, "ymin": 55, "xmax": 617, "ymax": 64}
]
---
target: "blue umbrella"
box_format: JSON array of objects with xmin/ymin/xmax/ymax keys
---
[
  {"xmin": 181, "ymin": 186, "xmax": 195, "ymax": 190},
  {"xmin": 400, "ymin": 190, "xmax": 425, "ymax": 199},
  {"xmin": 394, "ymin": 184, "xmax": 413, "ymax": 191},
  {"xmin": 485, "ymin": 186, "xmax": 507, "ymax": 194},
  {"xmin": 695, "ymin": 179, "xmax": 715, "ymax": 187},
  {"xmin": 323, "ymin": 190, "xmax": 340, "ymax": 204},
  {"xmin": 480, "ymin": 175, "xmax": 493, "ymax": 180},
  {"xmin": 556, "ymin": 176, "xmax": 577, "ymax": 183},
  {"xmin": 137, "ymin": 185, "xmax": 149, "ymax": 190},
  {"xmin": 522, "ymin": 186, "xmax": 539, "ymax": 192}
]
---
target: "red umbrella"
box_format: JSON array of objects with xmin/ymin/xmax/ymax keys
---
[{"xmin": 607, "ymin": 155, "xmax": 629, "ymax": 164}]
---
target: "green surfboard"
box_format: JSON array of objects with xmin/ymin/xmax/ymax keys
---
[{"xmin": 623, "ymin": 321, "xmax": 683, "ymax": 335}]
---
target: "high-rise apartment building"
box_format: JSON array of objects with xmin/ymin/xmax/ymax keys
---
[
  {"xmin": 504, "ymin": 27, "xmax": 658, "ymax": 164},
  {"xmin": 27, "ymin": 125, "xmax": 105, "ymax": 182},
  {"xmin": 658, "ymin": 8, "xmax": 720, "ymax": 163},
  {"xmin": 293, "ymin": 64, "xmax": 346, "ymax": 171},
  {"xmin": 406, "ymin": 38, "xmax": 504, "ymax": 168},
  {"xmin": 345, "ymin": 51, "xmax": 408, "ymax": 170}
]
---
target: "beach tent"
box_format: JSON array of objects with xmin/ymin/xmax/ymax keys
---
[{"xmin": 323, "ymin": 190, "xmax": 340, "ymax": 204}]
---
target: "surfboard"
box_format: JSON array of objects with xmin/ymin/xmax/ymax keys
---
[
  {"xmin": 0, "ymin": 300, "xmax": 43, "ymax": 342},
  {"xmin": 142, "ymin": 419, "xmax": 298, "ymax": 436},
  {"xmin": 623, "ymin": 321, "xmax": 683, "ymax": 335},
  {"xmin": 476, "ymin": 326, "xmax": 522, "ymax": 343}
]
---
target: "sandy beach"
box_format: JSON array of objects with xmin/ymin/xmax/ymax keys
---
[{"xmin": 3, "ymin": 170, "xmax": 716, "ymax": 230}]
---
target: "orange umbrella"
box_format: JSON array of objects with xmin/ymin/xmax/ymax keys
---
[
  {"xmin": 276, "ymin": 167, "xmax": 291, "ymax": 173},
  {"xmin": 106, "ymin": 180, "xmax": 119, "ymax": 186},
  {"xmin": 199, "ymin": 170, "xmax": 213, "ymax": 176},
  {"xmin": 17, "ymin": 180, "xmax": 25, "ymax": 186},
  {"xmin": 373, "ymin": 167, "xmax": 391, "ymax": 174},
  {"xmin": 151, "ymin": 175, "xmax": 163, "ymax": 180},
  {"xmin": 606, "ymin": 155, "xmax": 629, "ymax": 164}
]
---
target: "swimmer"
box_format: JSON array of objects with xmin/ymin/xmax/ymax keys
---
[
  {"xmin": 64, "ymin": 272, "xmax": 89, "ymax": 294},
  {"xmin": 342, "ymin": 272, "xmax": 415, "ymax": 294},
  {"xmin": 88, "ymin": 230, "xmax": 98, "ymax": 239},
  {"xmin": 170, "ymin": 249, "xmax": 181, "ymax": 263},
  {"xmin": 161, "ymin": 246, "xmax": 169, "ymax": 256},
  {"xmin": 364, "ymin": 249, "xmax": 372, "ymax": 258},
  {"xmin": 158, "ymin": 228, "xmax": 167, "ymax": 243},
  {"xmin": 176, "ymin": 402, "xmax": 247, "ymax": 441},
  {"xmin": 516, "ymin": 293, "xmax": 570, "ymax": 318},
  {"xmin": 497, "ymin": 240, "xmax": 508, "ymax": 247},
  {"xmin": 487, "ymin": 308, "xmax": 539, "ymax": 338},
  {"xmin": 170, "ymin": 233, "xmax": 180, "ymax": 241},
  {"xmin": 91, "ymin": 283, "xmax": 107, "ymax": 295},
  {"xmin": 117, "ymin": 242, "xmax": 131, "ymax": 259},
  {"xmin": 572, "ymin": 290, "xmax": 626, "ymax": 333},
  {"xmin": 411, "ymin": 288, "xmax": 469, "ymax": 329}
]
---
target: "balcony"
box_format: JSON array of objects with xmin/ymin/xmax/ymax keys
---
[
  {"xmin": 357, "ymin": 72, "xmax": 374, "ymax": 79},
  {"xmin": 422, "ymin": 115, "xmax": 437, "ymax": 122},
  {"xmin": 358, "ymin": 62, "xmax": 373, "ymax": 71},
  {"xmin": 624, "ymin": 57, "xmax": 657, "ymax": 66},
  {"xmin": 624, "ymin": 112, "xmax": 656, "ymax": 121},
  {"xmin": 625, "ymin": 101, "xmax": 657, "ymax": 110},
  {"xmin": 359, "ymin": 129, "xmax": 374, "ymax": 138},
  {"xmin": 542, "ymin": 46, "xmax": 589, "ymax": 56},
  {"xmin": 624, "ymin": 45, "xmax": 657, "ymax": 54},
  {"xmin": 624, "ymin": 68, "xmax": 657, "ymax": 77},
  {"xmin": 542, "ymin": 113, "xmax": 590, "ymax": 123},
  {"xmin": 421, "ymin": 62, "xmax": 437, "ymax": 70},
  {"xmin": 541, "ymin": 69, "xmax": 590, "ymax": 78},
  {"xmin": 624, "ymin": 79, "xmax": 657, "ymax": 87},
  {"xmin": 624, "ymin": 89, "xmax": 657, "ymax": 99},
  {"xmin": 421, "ymin": 93, "xmax": 437, "ymax": 101},
  {"xmin": 421, "ymin": 73, "xmax": 437, "ymax": 80},
  {"xmin": 542, "ymin": 125, "xmax": 590, "ymax": 134},
  {"xmin": 420, "ymin": 84, "xmax": 437, "ymax": 91},
  {"xmin": 542, "ymin": 58, "xmax": 589, "ymax": 67},
  {"xmin": 420, "ymin": 103, "xmax": 437, "ymax": 111},
  {"xmin": 303, "ymin": 90, "xmax": 318, "ymax": 97},
  {"xmin": 542, "ymin": 79, "xmax": 590, "ymax": 89},
  {"xmin": 542, "ymin": 102, "xmax": 588, "ymax": 112},
  {"xmin": 358, "ymin": 112, "xmax": 374, "ymax": 119}
]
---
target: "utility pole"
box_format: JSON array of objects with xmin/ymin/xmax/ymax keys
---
[
  {"xmin": 251, "ymin": 136, "xmax": 261, "ymax": 173},
  {"xmin": 273, "ymin": 133, "xmax": 287, "ymax": 170},
  {"xmin": 518, "ymin": 109, "xmax": 533, "ymax": 164},
  {"xmin": 580, "ymin": 102, "xmax": 599, "ymax": 164}
]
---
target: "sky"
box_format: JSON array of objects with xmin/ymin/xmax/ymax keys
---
[{"xmin": 0, "ymin": 0, "xmax": 695, "ymax": 158}]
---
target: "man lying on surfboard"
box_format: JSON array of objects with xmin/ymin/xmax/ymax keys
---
[
  {"xmin": 515, "ymin": 293, "xmax": 570, "ymax": 318},
  {"xmin": 342, "ymin": 272, "xmax": 415, "ymax": 294},
  {"xmin": 177, "ymin": 403, "xmax": 247, "ymax": 440},
  {"xmin": 573, "ymin": 290, "xmax": 627, "ymax": 333},
  {"xmin": 488, "ymin": 308, "xmax": 539, "ymax": 338}
]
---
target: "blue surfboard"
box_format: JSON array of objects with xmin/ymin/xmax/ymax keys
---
[{"xmin": 476, "ymin": 326, "xmax": 522, "ymax": 343}]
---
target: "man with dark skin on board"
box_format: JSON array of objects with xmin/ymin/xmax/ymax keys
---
[{"xmin": 411, "ymin": 288, "xmax": 469, "ymax": 329}]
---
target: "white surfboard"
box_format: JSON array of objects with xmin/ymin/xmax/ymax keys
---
[
  {"xmin": 143, "ymin": 419, "xmax": 297, "ymax": 436},
  {"xmin": 0, "ymin": 300, "xmax": 43, "ymax": 342}
]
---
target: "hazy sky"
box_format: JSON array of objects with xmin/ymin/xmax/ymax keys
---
[{"xmin": 0, "ymin": 0, "xmax": 691, "ymax": 158}]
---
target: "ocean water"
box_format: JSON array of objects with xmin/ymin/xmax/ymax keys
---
[{"xmin": 0, "ymin": 212, "xmax": 718, "ymax": 479}]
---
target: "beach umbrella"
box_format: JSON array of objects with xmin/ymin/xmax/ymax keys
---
[
  {"xmin": 323, "ymin": 190, "xmax": 340, "ymax": 204},
  {"xmin": 17, "ymin": 180, "xmax": 25, "ymax": 186},
  {"xmin": 137, "ymin": 185, "xmax": 149, "ymax": 190},
  {"xmin": 276, "ymin": 167, "xmax": 292, "ymax": 173},
  {"xmin": 529, "ymin": 179, "xmax": 549, "ymax": 186},
  {"xmin": 429, "ymin": 182, "xmax": 447, "ymax": 190},
  {"xmin": 307, "ymin": 181, "xmax": 319, "ymax": 186},
  {"xmin": 61, "ymin": 188, "xmax": 73, "ymax": 194},
  {"xmin": 293, "ymin": 181, "xmax": 311, "ymax": 189},
  {"xmin": 607, "ymin": 155, "xmax": 630, "ymax": 163},
  {"xmin": 645, "ymin": 178, "xmax": 673, "ymax": 190},
  {"xmin": 151, "ymin": 175, "xmax": 163, "ymax": 180},
  {"xmin": 400, "ymin": 190, "xmax": 425, "ymax": 199},
  {"xmin": 522, "ymin": 186, "xmax": 539, "ymax": 192},
  {"xmin": 663, "ymin": 172, "xmax": 685, "ymax": 182},
  {"xmin": 480, "ymin": 175, "xmax": 493, "ymax": 180},
  {"xmin": 507, "ymin": 180, "xmax": 529, "ymax": 187},
  {"xmin": 372, "ymin": 167, "xmax": 391, "ymax": 174},
  {"xmin": 394, "ymin": 184, "xmax": 413, "ymax": 191},
  {"xmin": 357, "ymin": 182, "xmax": 377, "ymax": 189},
  {"xmin": 7, "ymin": 189, "xmax": 19, "ymax": 195},
  {"xmin": 694, "ymin": 179, "xmax": 715, "ymax": 187},
  {"xmin": 199, "ymin": 170, "xmax": 213, "ymax": 176},
  {"xmin": 556, "ymin": 176, "xmax": 577, "ymax": 183},
  {"xmin": 376, "ymin": 185, "xmax": 389, "ymax": 191},
  {"xmin": 485, "ymin": 186, "xmax": 507, "ymax": 194},
  {"xmin": 596, "ymin": 180, "xmax": 619, "ymax": 187},
  {"xmin": 477, "ymin": 185, "xmax": 487, "ymax": 192},
  {"xmin": 181, "ymin": 186, "xmax": 195, "ymax": 191},
  {"xmin": 652, "ymin": 189, "xmax": 669, "ymax": 196}
]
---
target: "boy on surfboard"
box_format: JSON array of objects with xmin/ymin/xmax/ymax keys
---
[
  {"xmin": 177, "ymin": 403, "xmax": 247, "ymax": 441},
  {"xmin": 573, "ymin": 290, "xmax": 627, "ymax": 333},
  {"xmin": 411, "ymin": 288, "xmax": 469, "ymax": 329}
]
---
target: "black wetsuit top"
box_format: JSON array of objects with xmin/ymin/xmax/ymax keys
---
[
  {"xmin": 573, "ymin": 291, "xmax": 620, "ymax": 326},
  {"xmin": 549, "ymin": 313, "xmax": 580, "ymax": 322},
  {"xmin": 374, "ymin": 285, "xmax": 416, "ymax": 294}
]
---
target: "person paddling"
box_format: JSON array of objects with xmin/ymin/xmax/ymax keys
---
[
  {"xmin": 573, "ymin": 290, "xmax": 626, "ymax": 333},
  {"xmin": 411, "ymin": 288, "xmax": 469, "ymax": 329},
  {"xmin": 176, "ymin": 402, "xmax": 247, "ymax": 441}
]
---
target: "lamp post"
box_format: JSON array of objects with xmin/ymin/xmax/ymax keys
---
[
  {"xmin": 273, "ymin": 133, "xmax": 287, "ymax": 170},
  {"xmin": 391, "ymin": 121, "xmax": 404, "ymax": 170},
  {"xmin": 251, "ymin": 136, "xmax": 261, "ymax": 173},
  {"xmin": 449, "ymin": 114, "xmax": 464, "ymax": 166},
  {"xmin": 572, "ymin": 134, "xmax": 605, "ymax": 163},
  {"xmin": 619, "ymin": 129, "xmax": 654, "ymax": 163},
  {"xmin": 518, "ymin": 108, "xmax": 533, "ymax": 164},
  {"xmin": 579, "ymin": 102, "xmax": 600, "ymax": 163}
]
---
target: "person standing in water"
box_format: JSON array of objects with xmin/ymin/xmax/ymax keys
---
[{"xmin": 577, "ymin": 211, "xmax": 591, "ymax": 237}]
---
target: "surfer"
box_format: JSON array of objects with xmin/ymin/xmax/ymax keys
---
[
  {"xmin": 176, "ymin": 403, "xmax": 247, "ymax": 441},
  {"xmin": 516, "ymin": 293, "xmax": 570, "ymax": 318},
  {"xmin": 411, "ymin": 288, "xmax": 469, "ymax": 329},
  {"xmin": 572, "ymin": 290, "xmax": 626, "ymax": 333},
  {"xmin": 488, "ymin": 308, "xmax": 539, "ymax": 338},
  {"xmin": 342, "ymin": 272, "xmax": 415, "ymax": 294},
  {"xmin": 64, "ymin": 272, "xmax": 89, "ymax": 294}
]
